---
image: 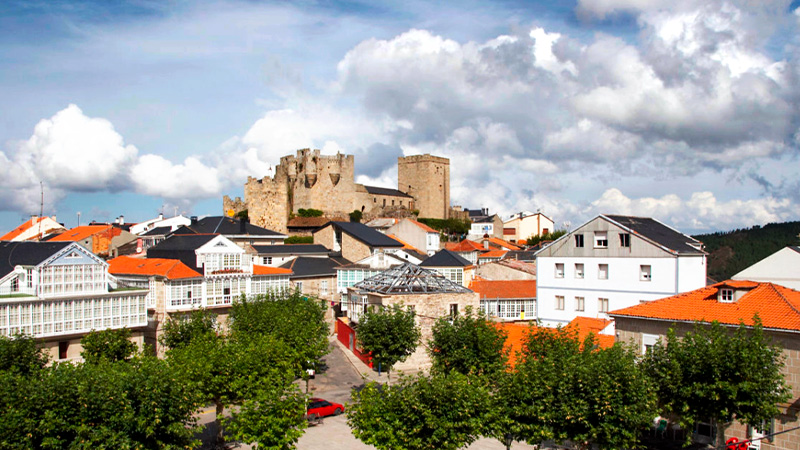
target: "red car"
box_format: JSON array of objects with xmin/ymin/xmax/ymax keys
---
[{"xmin": 306, "ymin": 398, "xmax": 344, "ymax": 423}]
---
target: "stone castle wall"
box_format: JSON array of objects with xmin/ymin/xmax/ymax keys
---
[
  {"xmin": 398, "ymin": 154, "xmax": 450, "ymax": 220},
  {"xmin": 225, "ymin": 149, "xmax": 451, "ymax": 233}
]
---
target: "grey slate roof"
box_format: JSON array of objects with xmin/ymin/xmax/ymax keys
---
[
  {"xmin": 174, "ymin": 216, "xmax": 285, "ymax": 237},
  {"xmin": 503, "ymin": 250, "xmax": 537, "ymax": 262},
  {"xmin": 142, "ymin": 226, "xmax": 172, "ymax": 236},
  {"xmin": 253, "ymin": 244, "xmax": 330, "ymax": 256},
  {"xmin": 328, "ymin": 222, "xmax": 403, "ymax": 248},
  {"xmin": 790, "ymin": 246, "xmax": 800, "ymax": 255},
  {"xmin": 0, "ymin": 241, "xmax": 72, "ymax": 278},
  {"xmin": 146, "ymin": 234, "xmax": 217, "ymax": 271},
  {"xmin": 420, "ymin": 249, "xmax": 472, "ymax": 267},
  {"xmin": 279, "ymin": 256, "xmax": 351, "ymax": 278},
  {"xmin": 363, "ymin": 186, "xmax": 413, "ymax": 198},
  {"xmin": 604, "ymin": 215, "xmax": 705, "ymax": 254}
]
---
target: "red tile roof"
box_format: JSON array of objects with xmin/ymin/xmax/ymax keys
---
[
  {"xmin": 610, "ymin": 280, "xmax": 800, "ymax": 332},
  {"xmin": 49, "ymin": 225, "xmax": 111, "ymax": 242},
  {"xmin": 1, "ymin": 217, "xmax": 43, "ymax": 240},
  {"xmin": 478, "ymin": 250, "xmax": 508, "ymax": 259},
  {"xmin": 446, "ymin": 239, "xmax": 484, "ymax": 252},
  {"xmin": 495, "ymin": 322, "xmax": 533, "ymax": 367},
  {"xmin": 409, "ymin": 219, "xmax": 437, "ymax": 233},
  {"xmin": 252, "ymin": 265, "xmax": 293, "ymax": 276},
  {"xmin": 108, "ymin": 256, "xmax": 201, "ymax": 280},
  {"xmin": 565, "ymin": 317, "xmax": 615, "ymax": 349},
  {"xmin": 470, "ymin": 280, "xmax": 536, "ymax": 299},
  {"xmin": 485, "ymin": 237, "xmax": 522, "ymax": 251}
]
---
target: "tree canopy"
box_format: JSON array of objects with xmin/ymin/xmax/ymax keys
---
[
  {"xmin": 81, "ymin": 327, "xmax": 138, "ymax": 364},
  {"xmin": 0, "ymin": 332, "xmax": 49, "ymax": 375},
  {"xmin": 526, "ymin": 229, "xmax": 567, "ymax": 246},
  {"xmin": 356, "ymin": 304, "xmax": 421, "ymax": 379},
  {"xmin": 428, "ymin": 307, "xmax": 508, "ymax": 376},
  {"xmin": 348, "ymin": 372, "xmax": 491, "ymax": 450},
  {"xmin": 642, "ymin": 318, "xmax": 791, "ymax": 448},
  {"xmin": 159, "ymin": 308, "xmax": 217, "ymax": 350}
]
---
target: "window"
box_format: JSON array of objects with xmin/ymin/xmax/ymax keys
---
[
  {"xmin": 598, "ymin": 264, "xmax": 608, "ymax": 280},
  {"xmin": 555, "ymin": 263, "xmax": 564, "ymax": 278},
  {"xmin": 575, "ymin": 263, "xmax": 584, "ymax": 279},
  {"xmin": 295, "ymin": 281, "xmax": 303, "ymax": 292},
  {"xmin": 640, "ymin": 265, "xmax": 652, "ymax": 281},
  {"xmin": 620, "ymin": 233, "xmax": 631, "ymax": 247},
  {"xmin": 642, "ymin": 333, "xmax": 659, "ymax": 354},
  {"xmin": 263, "ymin": 256, "xmax": 272, "ymax": 265},
  {"xmin": 594, "ymin": 232, "xmax": 608, "ymax": 248},
  {"xmin": 555, "ymin": 296, "xmax": 565, "ymax": 310},
  {"xmin": 449, "ymin": 304, "xmax": 459, "ymax": 317},
  {"xmin": 720, "ymin": 288, "xmax": 734, "ymax": 302},
  {"xmin": 749, "ymin": 419, "xmax": 774, "ymax": 443},
  {"xmin": 58, "ymin": 341, "xmax": 69, "ymax": 360},
  {"xmin": 598, "ymin": 298, "xmax": 609, "ymax": 313},
  {"xmin": 575, "ymin": 296, "xmax": 584, "ymax": 312},
  {"xmin": 575, "ymin": 234, "xmax": 584, "ymax": 247},
  {"xmin": 320, "ymin": 280, "xmax": 328, "ymax": 296}
]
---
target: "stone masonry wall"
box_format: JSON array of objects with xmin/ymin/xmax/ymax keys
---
[{"xmin": 398, "ymin": 154, "xmax": 450, "ymax": 220}]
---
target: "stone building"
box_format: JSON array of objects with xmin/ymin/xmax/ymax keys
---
[{"xmin": 223, "ymin": 149, "xmax": 451, "ymax": 234}]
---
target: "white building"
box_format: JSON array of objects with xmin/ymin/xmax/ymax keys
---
[
  {"xmin": 0, "ymin": 241, "xmax": 149, "ymax": 361},
  {"xmin": 386, "ymin": 218, "xmax": 441, "ymax": 256},
  {"xmin": 732, "ymin": 246, "xmax": 800, "ymax": 290},
  {"xmin": 534, "ymin": 215, "xmax": 706, "ymax": 328},
  {"xmin": 503, "ymin": 212, "xmax": 555, "ymax": 244}
]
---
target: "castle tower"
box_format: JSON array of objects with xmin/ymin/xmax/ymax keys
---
[{"xmin": 398, "ymin": 154, "xmax": 450, "ymax": 220}]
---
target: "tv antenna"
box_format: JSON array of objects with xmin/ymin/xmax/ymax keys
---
[{"xmin": 37, "ymin": 181, "xmax": 44, "ymax": 240}]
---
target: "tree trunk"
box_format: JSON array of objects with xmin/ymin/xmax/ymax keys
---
[
  {"xmin": 716, "ymin": 420, "xmax": 729, "ymax": 450},
  {"xmin": 215, "ymin": 399, "xmax": 225, "ymax": 447}
]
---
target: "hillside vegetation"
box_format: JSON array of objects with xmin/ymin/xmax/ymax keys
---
[{"xmin": 693, "ymin": 221, "xmax": 800, "ymax": 282}]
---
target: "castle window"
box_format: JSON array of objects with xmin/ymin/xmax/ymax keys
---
[
  {"xmin": 392, "ymin": 200, "xmax": 395, "ymax": 206},
  {"xmin": 383, "ymin": 199, "xmax": 386, "ymax": 207},
  {"xmin": 374, "ymin": 198, "xmax": 376, "ymax": 203}
]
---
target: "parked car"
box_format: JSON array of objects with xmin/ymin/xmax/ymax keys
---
[{"xmin": 305, "ymin": 398, "xmax": 344, "ymax": 424}]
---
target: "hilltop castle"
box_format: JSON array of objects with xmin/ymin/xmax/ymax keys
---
[{"xmin": 223, "ymin": 149, "xmax": 450, "ymax": 234}]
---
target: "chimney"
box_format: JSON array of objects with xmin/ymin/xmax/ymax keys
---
[
  {"xmin": 190, "ymin": 216, "xmax": 198, "ymax": 225},
  {"xmin": 239, "ymin": 217, "xmax": 247, "ymax": 234},
  {"xmin": 158, "ymin": 213, "xmax": 164, "ymax": 220},
  {"xmin": 119, "ymin": 215, "xmax": 124, "ymax": 225}
]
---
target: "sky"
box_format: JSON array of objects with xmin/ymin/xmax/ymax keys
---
[{"xmin": 0, "ymin": 0, "xmax": 799, "ymax": 235}]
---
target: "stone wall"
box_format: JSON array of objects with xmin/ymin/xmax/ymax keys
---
[{"xmin": 398, "ymin": 154, "xmax": 450, "ymax": 220}]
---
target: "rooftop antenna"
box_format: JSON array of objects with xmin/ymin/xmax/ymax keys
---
[
  {"xmin": 77, "ymin": 211, "xmax": 81, "ymax": 227},
  {"xmin": 37, "ymin": 181, "xmax": 44, "ymax": 240},
  {"xmin": 174, "ymin": 206, "xmax": 178, "ymax": 217}
]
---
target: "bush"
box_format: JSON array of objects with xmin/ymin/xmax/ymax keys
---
[
  {"xmin": 284, "ymin": 236, "xmax": 314, "ymax": 244},
  {"xmin": 297, "ymin": 208, "xmax": 324, "ymax": 217}
]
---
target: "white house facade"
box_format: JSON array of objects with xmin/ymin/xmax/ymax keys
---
[
  {"xmin": 534, "ymin": 215, "xmax": 706, "ymax": 328},
  {"xmin": 732, "ymin": 246, "xmax": 800, "ymax": 291}
]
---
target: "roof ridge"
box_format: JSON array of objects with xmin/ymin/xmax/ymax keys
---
[{"xmin": 767, "ymin": 283, "xmax": 800, "ymax": 317}]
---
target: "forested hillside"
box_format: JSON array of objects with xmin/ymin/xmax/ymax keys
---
[{"xmin": 693, "ymin": 221, "xmax": 800, "ymax": 282}]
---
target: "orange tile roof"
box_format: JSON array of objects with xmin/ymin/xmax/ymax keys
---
[
  {"xmin": 565, "ymin": 317, "xmax": 615, "ymax": 349},
  {"xmin": 470, "ymin": 280, "xmax": 536, "ymax": 299},
  {"xmin": 495, "ymin": 322, "xmax": 534, "ymax": 367},
  {"xmin": 108, "ymin": 256, "xmax": 201, "ymax": 280},
  {"xmin": 409, "ymin": 219, "xmax": 437, "ymax": 233},
  {"xmin": 447, "ymin": 239, "xmax": 484, "ymax": 252},
  {"xmin": 1, "ymin": 217, "xmax": 42, "ymax": 240},
  {"xmin": 478, "ymin": 250, "xmax": 508, "ymax": 259},
  {"xmin": 486, "ymin": 237, "xmax": 522, "ymax": 251},
  {"xmin": 385, "ymin": 234, "xmax": 425, "ymax": 254},
  {"xmin": 610, "ymin": 280, "xmax": 800, "ymax": 332},
  {"xmin": 49, "ymin": 225, "xmax": 110, "ymax": 242},
  {"xmin": 252, "ymin": 265, "xmax": 293, "ymax": 276}
]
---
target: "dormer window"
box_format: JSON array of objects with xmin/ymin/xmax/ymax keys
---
[{"xmin": 720, "ymin": 288, "xmax": 734, "ymax": 303}]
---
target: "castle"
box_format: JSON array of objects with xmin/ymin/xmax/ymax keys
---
[{"xmin": 223, "ymin": 149, "xmax": 450, "ymax": 233}]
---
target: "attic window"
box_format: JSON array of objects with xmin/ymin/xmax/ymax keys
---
[
  {"xmin": 594, "ymin": 232, "xmax": 608, "ymax": 248},
  {"xmin": 214, "ymin": 241, "xmax": 227, "ymax": 247},
  {"xmin": 66, "ymin": 252, "xmax": 81, "ymax": 259},
  {"xmin": 720, "ymin": 288, "xmax": 734, "ymax": 303}
]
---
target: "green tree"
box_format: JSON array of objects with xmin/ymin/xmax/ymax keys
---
[
  {"xmin": 159, "ymin": 308, "xmax": 218, "ymax": 350},
  {"xmin": 0, "ymin": 355, "xmax": 200, "ymax": 449},
  {"xmin": 428, "ymin": 307, "xmax": 508, "ymax": 376},
  {"xmin": 297, "ymin": 208, "xmax": 324, "ymax": 217},
  {"xmin": 167, "ymin": 333, "xmax": 302, "ymax": 447},
  {"xmin": 81, "ymin": 327, "xmax": 138, "ymax": 364},
  {"xmin": 356, "ymin": 304, "xmax": 421, "ymax": 380},
  {"xmin": 642, "ymin": 318, "xmax": 791, "ymax": 448},
  {"xmin": 526, "ymin": 229, "xmax": 567, "ymax": 246},
  {"xmin": 229, "ymin": 292, "xmax": 329, "ymax": 378},
  {"xmin": 349, "ymin": 209, "xmax": 363, "ymax": 223},
  {"xmin": 284, "ymin": 235, "xmax": 314, "ymax": 244},
  {"xmin": 0, "ymin": 332, "xmax": 49, "ymax": 375},
  {"xmin": 497, "ymin": 326, "xmax": 654, "ymax": 450},
  {"xmin": 348, "ymin": 372, "xmax": 491, "ymax": 450}
]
